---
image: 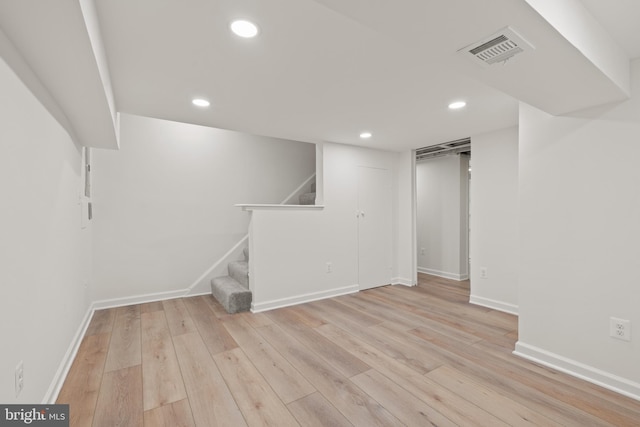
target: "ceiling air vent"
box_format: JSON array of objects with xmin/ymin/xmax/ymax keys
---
[{"xmin": 459, "ymin": 27, "xmax": 534, "ymax": 67}]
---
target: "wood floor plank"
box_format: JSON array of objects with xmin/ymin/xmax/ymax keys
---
[
  {"xmin": 104, "ymin": 305, "xmax": 141, "ymax": 372},
  {"xmin": 162, "ymin": 298, "xmax": 197, "ymax": 337},
  {"xmin": 93, "ymin": 365, "xmax": 143, "ymax": 427},
  {"xmin": 427, "ymin": 365, "xmax": 562, "ymax": 427},
  {"xmin": 56, "ymin": 333, "xmax": 110, "ymax": 427},
  {"xmin": 351, "ymin": 369, "xmax": 457, "ymax": 427},
  {"xmin": 316, "ymin": 323, "xmax": 508, "ymax": 427},
  {"xmin": 222, "ymin": 316, "xmax": 315, "ymax": 403},
  {"xmin": 267, "ymin": 308, "xmax": 370, "ymax": 378},
  {"xmin": 214, "ymin": 347, "xmax": 300, "ymax": 427},
  {"xmin": 334, "ymin": 318, "xmax": 443, "ymax": 375},
  {"xmin": 339, "ymin": 293, "xmax": 423, "ymax": 331},
  {"xmin": 143, "ymin": 399, "xmax": 195, "ymax": 427},
  {"xmin": 141, "ymin": 310, "xmax": 171, "ymax": 343},
  {"xmin": 140, "ymin": 310, "xmax": 187, "ymax": 410},
  {"xmin": 484, "ymin": 309, "xmax": 519, "ymax": 331},
  {"xmin": 369, "ymin": 286, "xmax": 512, "ymax": 340},
  {"xmin": 313, "ymin": 297, "xmax": 383, "ymax": 327},
  {"xmin": 85, "ymin": 308, "xmax": 116, "ymax": 336},
  {"xmin": 239, "ymin": 311, "xmax": 273, "ymax": 328},
  {"xmin": 287, "ymin": 392, "xmax": 352, "ymax": 427},
  {"xmin": 173, "ymin": 332, "xmax": 247, "ymax": 427},
  {"xmin": 200, "ymin": 294, "xmax": 234, "ymax": 320},
  {"xmin": 256, "ymin": 323, "xmax": 403, "ymax": 427},
  {"xmin": 140, "ymin": 301, "xmax": 164, "ymax": 314},
  {"xmin": 183, "ymin": 296, "xmax": 238, "ymax": 355},
  {"xmin": 280, "ymin": 305, "xmax": 327, "ymax": 328}
]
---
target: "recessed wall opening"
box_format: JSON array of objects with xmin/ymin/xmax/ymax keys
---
[{"xmin": 415, "ymin": 138, "xmax": 471, "ymax": 283}]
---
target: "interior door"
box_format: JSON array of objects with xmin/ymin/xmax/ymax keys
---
[{"xmin": 357, "ymin": 166, "xmax": 392, "ymax": 290}]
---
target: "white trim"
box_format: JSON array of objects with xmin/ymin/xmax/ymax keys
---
[
  {"xmin": 418, "ymin": 267, "xmax": 468, "ymax": 281},
  {"xmin": 251, "ymin": 285, "xmax": 359, "ymax": 313},
  {"xmin": 92, "ymin": 289, "xmax": 188, "ymax": 310},
  {"xmin": 514, "ymin": 341, "xmax": 640, "ymax": 402},
  {"xmin": 186, "ymin": 235, "xmax": 248, "ymax": 293},
  {"xmin": 43, "ymin": 305, "xmax": 95, "ymax": 404},
  {"xmin": 470, "ymin": 295, "xmax": 519, "ymax": 315},
  {"xmin": 183, "ymin": 290, "xmax": 212, "ymax": 298},
  {"xmin": 392, "ymin": 277, "xmax": 415, "ymax": 287}
]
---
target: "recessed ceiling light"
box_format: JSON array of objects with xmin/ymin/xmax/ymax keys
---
[
  {"xmin": 192, "ymin": 98, "xmax": 210, "ymax": 107},
  {"xmin": 231, "ymin": 20, "xmax": 259, "ymax": 38},
  {"xmin": 360, "ymin": 132, "xmax": 372, "ymax": 139},
  {"xmin": 448, "ymin": 101, "xmax": 467, "ymax": 110}
]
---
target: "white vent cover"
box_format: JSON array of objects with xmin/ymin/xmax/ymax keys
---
[{"xmin": 459, "ymin": 27, "xmax": 534, "ymax": 66}]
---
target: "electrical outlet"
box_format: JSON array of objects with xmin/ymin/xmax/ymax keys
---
[
  {"xmin": 15, "ymin": 361, "xmax": 24, "ymax": 397},
  {"xmin": 420, "ymin": 247, "xmax": 425, "ymax": 256},
  {"xmin": 480, "ymin": 267, "xmax": 488, "ymax": 279},
  {"xmin": 326, "ymin": 262, "xmax": 332, "ymax": 273},
  {"xmin": 610, "ymin": 317, "xmax": 631, "ymax": 341}
]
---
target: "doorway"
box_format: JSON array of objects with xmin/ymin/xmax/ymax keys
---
[{"xmin": 414, "ymin": 140, "xmax": 470, "ymax": 281}]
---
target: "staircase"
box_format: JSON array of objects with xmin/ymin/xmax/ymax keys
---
[
  {"xmin": 298, "ymin": 181, "xmax": 316, "ymax": 205},
  {"xmin": 211, "ymin": 247, "xmax": 252, "ymax": 313},
  {"xmin": 211, "ymin": 181, "xmax": 315, "ymax": 313}
]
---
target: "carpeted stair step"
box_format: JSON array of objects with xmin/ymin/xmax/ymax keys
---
[
  {"xmin": 299, "ymin": 192, "xmax": 316, "ymax": 205},
  {"xmin": 228, "ymin": 260, "xmax": 249, "ymax": 288},
  {"xmin": 211, "ymin": 276, "xmax": 251, "ymax": 313}
]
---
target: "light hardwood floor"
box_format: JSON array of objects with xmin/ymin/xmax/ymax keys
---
[{"xmin": 57, "ymin": 274, "xmax": 640, "ymax": 426}]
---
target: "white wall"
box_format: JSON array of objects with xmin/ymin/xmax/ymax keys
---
[
  {"xmin": 0, "ymin": 57, "xmax": 91, "ymax": 403},
  {"xmin": 469, "ymin": 127, "xmax": 519, "ymax": 314},
  {"xmin": 416, "ymin": 154, "xmax": 469, "ymax": 280},
  {"xmin": 516, "ymin": 59, "xmax": 640, "ymax": 399},
  {"xmin": 249, "ymin": 142, "xmax": 413, "ymax": 311},
  {"xmin": 91, "ymin": 114, "xmax": 315, "ymax": 302}
]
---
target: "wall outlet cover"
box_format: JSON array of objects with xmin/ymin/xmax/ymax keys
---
[{"xmin": 610, "ymin": 317, "xmax": 631, "ymax": 341}]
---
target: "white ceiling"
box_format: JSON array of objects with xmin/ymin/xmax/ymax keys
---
[
  {"xmin": 1, "ymin": 0, "xmax": 639, "ymax": 151},
  {"xmin": 93, "ymin": 0, "xmax": 523, "ymax": 151}
]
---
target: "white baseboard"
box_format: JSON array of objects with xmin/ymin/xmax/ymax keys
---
[
  {"xmin": 92, "ymin": 289, "xmax": 189, "ymax": 310},
  {"xmin": 391, "ymin": 277, "xmax": 415, "ymax": 287},
  {"xmin": 470, "ymin": 295, "xmax": 519, "ymax": 315},
  {"xmin": 514, "ymin": 341, "xmax": 640, "ymax": 401},
  {"xmin": 43, "ymin": 305, "xmax": 95, "ymax": 404},
  {"xmin": 418, "ymin": 267, "xmax": 468, "ymax": 281},
  {"xmin": 251, "ymin": 285, "xmax": 359, "ymax": 313}
]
